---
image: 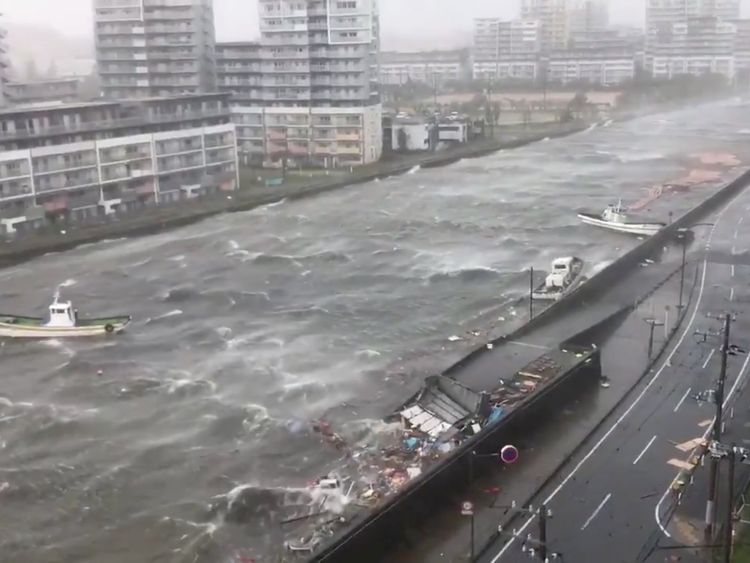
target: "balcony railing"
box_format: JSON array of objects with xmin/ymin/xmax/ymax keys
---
[{"xmin": 1, "ymin": 109, "xmax": 230, "ymax": 142}]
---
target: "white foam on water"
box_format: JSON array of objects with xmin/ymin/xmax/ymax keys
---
[
  {"xmin": 356, "ymin": 349, "xmax": 381, "ymax": 359},
  {"xmin": 155, "ymin": 309, "xmax": 184, "ymax": 321},
  {"xmin": 618, "ymin": 151, "xmax": 665, "ymax": 163}
]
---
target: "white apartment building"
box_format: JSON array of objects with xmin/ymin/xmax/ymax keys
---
[
  {"xmin": 733, "ymin": 18, "xmax": 750, "ymax": 74},
  {"xmin": 646, "ymin": 0, "xmax": 740, "ymax": 51},
  {"xmin": 379, "ymin": 50, "xmax": 468, "ymax": 86},
  {"xmin": 473, "ymin": 58, "xmax": 540, "ymax": 81},
  {"xmin": 216, "ymin": 42, "xmax": 263, "ymax": 105},
  {"xmin": 5, "ymin": 78, "xmax": 83, "ymax": 106},
  {"xmin": 0, "ymin": 123, "xmax": 238, "ymax": 235},
  {"xmin": 94, "ymin": 0, "xmax": 217, "ymax": 99},
  {"xmin": 472, "ymin": 18, "xmax": 541, "ymax": 80},
  {"xmin": 647, "ymin": 15, "xmax": 737, "ymax": 78},
  {"xmin": 257, "ymin": 0, "xmax": 380, "ymax": 107},
  {"xmin": 232, "ymin": 105, "xmax": 381, "ymax": 168},
  {"xmin": 547, "ymin": 52, "xmax": 635, "ymax": 85},
  {"xmin": 567, "ymin": 0, "xmax": 609, "ymax": 36},
  {"xmin": 0, "ymin": 21, "xmax": 8, "ymax": 107},
  {"xmin": 521, "ymin": 0, "xmax": 570, "ymax": 51},
  {"xmin": 224, "ymin": 0, "xmax": 383, "ymax": 168}
]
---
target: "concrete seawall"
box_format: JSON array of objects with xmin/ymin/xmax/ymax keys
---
[
  {"xmin": 309, "ymin": 167, "xmax": 750, "ymax": 562},
  {"xmin": 0, "ymin": 122, "xmax": 587, "ymax": 270}
]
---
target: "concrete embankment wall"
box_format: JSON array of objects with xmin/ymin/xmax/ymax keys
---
[
  {"xmin": 310, "ymin": 167, "xmax": 750, "ymax": 562},
  {"xmin": 0, "ymin": 123, "xmax": 587, "ymax": 270},
  {"xmin": 443, "ymin": 167, "xmax": 750, "ymax": 378},
  {"xmin": 310, "ymin": 348, "xmax": 601, "ymax": 563}
]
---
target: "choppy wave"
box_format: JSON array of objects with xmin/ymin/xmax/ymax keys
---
[{"xmin": 426, "ymin": 266, "xmax": 502, "ymax": 284}]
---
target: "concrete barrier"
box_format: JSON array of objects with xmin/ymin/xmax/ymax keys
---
[
  {"xmin": 443, "ymin": 167, "xmax": 750, "ymax": 377},
  {"xmin": 309, "ymin": 346, "xmax": 601, "ymax": 563}
]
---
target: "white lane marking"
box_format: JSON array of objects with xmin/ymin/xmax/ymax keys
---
[
  {"xmin": 633, "ymin": 435, "xmax": 657, "ymax": 465},
  {"xmin": 491, "ymin": 239, "xmax": 713, "ymax": 561},
  {"xmin": 581, "ymin": 493, "xmax": 612, "ymax": 530},
  {"xmin": 702, "ymin": 349, "xmax": 716, "ymax": 369},
  {"xmin": 740, "ymin": 217, "xmax": 745, "ymax": 225},
  {"xmin": 732, "ymin": 245, "xmax": 737, "ymax": 255},
  {"xmin": 730, "ymin": 287, "xmax": 735, "ymax": 302},
  {"xmin": 735, "ymin": 230, "xmax": 739, "ymax": 240},
  {"xmin": 674, "ymin": 387, "xmax": 692, "ymax": 412},
  {"xmin": 506, "ymin": 340, "xmax": 549, "ymax": 350},
  {"xmin": 655, "ymin": 351, "xmax": 750, "ymax": 538},
  {"xmin": 732, "ymin": 265, "xmax": 735, "ymax": 278}
]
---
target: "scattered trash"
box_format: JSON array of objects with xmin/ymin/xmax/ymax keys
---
[
  {"xmin": 406, "ymin": 466, "xmax": 422, "ymax": 479},
  {"xmin": 487, "ymin": 343, "xmax": 494, "ymax": 350},
  {"xmin": 448, "ymin": 335, "xmax": 462, "ymax": 342}
]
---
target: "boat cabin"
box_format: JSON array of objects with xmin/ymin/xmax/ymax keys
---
[
  {"xmin": 46, "ymin": 300, "xmax": 77, "ymax": 328},
  {"xmin": 602, "ymin": 203, "xmax": 627, "ymax": 224}
]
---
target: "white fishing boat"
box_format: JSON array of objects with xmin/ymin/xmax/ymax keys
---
[
  {"xmin": 0, "ymin": 295, "xmax": 130, "ymax": 338},
  {"xmin": 578, "ymin": 201, "xmax": 666, "ymax": 236},
  {"xmin": 532, "ymin": 256, "xmax": 586, "ymax": 301}
]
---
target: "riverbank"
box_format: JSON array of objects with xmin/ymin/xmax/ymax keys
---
[
  {"xmin": 0, "ymin": 120, "xmax": 586, "ymax": 269},
  {"xmin": 0, "ymin": 95, "xmax": 732, "ymax": 268}
]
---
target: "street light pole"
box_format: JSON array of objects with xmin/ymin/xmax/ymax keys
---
[
  {"xmin": 706, "ymin": 313, "xmax": 731, "ymax": 538},
  {"xmin": 539, "ymin": 503, "xmax": 548, "ymax": 561}
]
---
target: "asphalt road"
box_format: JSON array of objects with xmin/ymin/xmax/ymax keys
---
[{"xmin": 479, "ymin": 185, "xmax": 750, "ymax": 562}]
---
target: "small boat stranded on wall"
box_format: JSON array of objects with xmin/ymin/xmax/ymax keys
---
[{"xmin": 578, "ymin": 200, "xmax": 666, "ymax": 236}]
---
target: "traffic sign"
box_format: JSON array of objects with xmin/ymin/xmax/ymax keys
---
[
  {"xmin": 500, "ymin": 444, "xmax": 519, "ymax": 464},
  {"xmin": 461, "ymin": 501, "xmax": 474, "ymax": 516}
]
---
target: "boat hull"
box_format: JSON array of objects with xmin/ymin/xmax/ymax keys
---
[
  {"xmin": 577, "ymin": 213, "xmax": 664, "ymax": 236},
  {"xmin": 0, "ymin": 318, "xmax": 130, "ymax": 338}
]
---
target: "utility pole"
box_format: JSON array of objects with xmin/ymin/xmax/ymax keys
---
[
  {"xmin": 529, "ymin": 267, "xmax": 534, "ymax": 320},
  {"xmin": 496, "ymin": 502, "xmax": 560, "ymax": 561},
  {"xmin": 706, "ymin": 313, "xmax": 731, "ymax": 538},
  {"xmin": 678, "ymin": 229, "xmax": 688, "ymax": 311},
  {"xmin": 724, "ymin": 444, "xmax": 736, "ymax": 563}
]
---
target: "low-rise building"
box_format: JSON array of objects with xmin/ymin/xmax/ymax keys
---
[
  {"xmin": 473, "ymin": 55, "xmax": 540, "ymax": 81},
  {"xmin": 547, "ymin": 49, "xmax": 636, "ymax": 85},
  {"xmin": 0, "ymin": 93, "xmax": 232, "ymax": 152},
  {"xmin": 5, "ymin": 78, "xmax": 84, "ymax": 105},
  {"xmin": 231, "ymin": 104, "xmax": 382, "ymax": 169},
  {"xmin": 0, "ymin": 123, "xmax": 238, "ymax": 235},
  {"xmin": 379, "ymin": 49, "xmax": 470, "ymax": 85}
]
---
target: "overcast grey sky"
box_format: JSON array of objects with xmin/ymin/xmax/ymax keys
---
[{"xmin": 1, "ymin": 0, "xmax": 749, "ymax": 43}]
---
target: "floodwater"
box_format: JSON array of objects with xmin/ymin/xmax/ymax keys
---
[{"xmin": 1, "ymin": 100, "xmax": 749, "ymax": 562}]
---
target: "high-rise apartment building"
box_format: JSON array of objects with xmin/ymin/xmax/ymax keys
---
[
  {"xmin": 646, "ymin": 0, "xmax": 739, "ymax": 40},
  {"xmin": 256, "ymin": 0, "xmax": 380, "ymax": 107},
  {"xmin": 521, "ymin": 0, "xmax": 570, "ymax": 51},
  {"xmin": 567, "ymin": 0, "xmax": 609, "ymax": 37},
  {"xmin": 216, "ymin": 42, "xmax": 263, "ymax": 105},
  {"xmin": 223, "ymin": 0, "xmax": 383, "ymax": 169},
  {"xmin": 472, "ymin": 18, "xmax": 541, "ymax": 80},
  {"xmin": 94, "ymin": 0, "xmax": 217, "ymax": 99},
  {"xmin": 647, "ymin": 15, "xmax": 736, "ymax": 78}
]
